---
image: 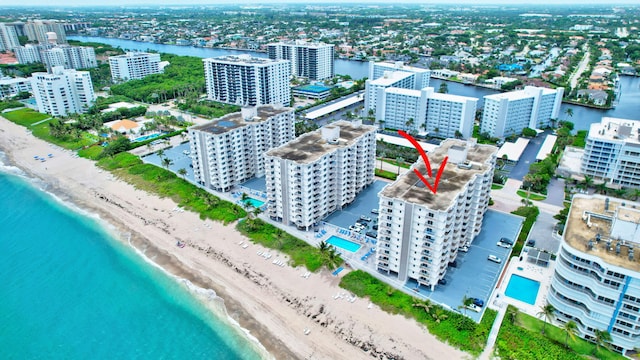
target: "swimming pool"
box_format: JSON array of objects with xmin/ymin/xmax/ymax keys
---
[
  {"xmin": 243, "ymin": 198, "xmax": 265, "ymax": 208},
  {"xmin": 132, "ymin": 133, "xmax": 161, "ymax": 142},
  {"xmin": 505, "ymin": 274, "xmax": 540, "ymax": 305},
  {"xmin": 326, "ymin": 236, "xmax": 361, "ymax": 253}
]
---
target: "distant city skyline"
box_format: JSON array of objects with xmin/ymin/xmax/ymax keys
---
[{"xmin": 0, "ymin": 0, "xmax": 638, "ymax": 7}]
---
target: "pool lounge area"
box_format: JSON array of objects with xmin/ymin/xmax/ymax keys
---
[{"xmin": 326, "ymin": 236, "xmax": 361, "ymax": 253}]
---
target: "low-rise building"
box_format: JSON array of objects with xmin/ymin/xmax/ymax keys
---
[
  {"xmin": 265, "ymin": 120, "xmax": 376, "ymax": 230},
  {"xmin": 189, "ymin": 106, "xmax": 295, "ymax": 192},
  {"xmin": 0, "ymin": 77, "xmax": 31, "ymax": 99}
]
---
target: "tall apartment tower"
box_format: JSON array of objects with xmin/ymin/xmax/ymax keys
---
[
  {"xmin": 364, "ymin": 62, "xmax": 432, "ymax": 115},
  {"xmin": 14, "ymin": 44, "xmax": 52, "ymax": 64},
  {"xmin": 30, "ymin": 66, "xmax": 95, "ymax": 117},
  {"xmin": 376, "ymin": 139, "xmax": 497, "ymax": 289},
  {"xmin": 369, "ymin": 61, "xmax": 431, "ymax": 89},
  {"xmin": 189, "ymin": 106, "xmax": 295, "ymax": 192},
  {"xmin": 267, "ymin": 41, "xmax": 335, "ymax": 80},
  {"xmin": 24, "ymin": 20, "xmax": 67, "ymax": 44},
  {"xmin": 0, "ymin": 23, "xmax": 20, "ymax": 51},
  {"xmin": 108, "ymin": 52, "xmax": 162, "ymax": 82},
  {"xmin": 203, "ymin": 55, "xmax": 291, "ymax": 107},
  {"xmin": 41, "ymin": 45, "xmax": 97, "ymax": 70},
  {"xmin": 581, "ymin": 117, "xmax": 640, "ymax": 189},
  {"xmin": 549, "ymin": 194, "xmax": 640, "ymax": 355},
  {"xmin": 480, "ymin": 86, "xmax": 564, "ymax": 138},
  {"xmin": 265, "ymin": 120, "xmax": 377, "ymax": 231},
  {"xmin": 377, "ymin": 87, "xmax": 478, "ymax": 139}
]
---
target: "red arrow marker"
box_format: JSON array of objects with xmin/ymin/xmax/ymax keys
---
[{"xmin": 397, "ymin": 130, "xmax": 448, "ymax": 195}]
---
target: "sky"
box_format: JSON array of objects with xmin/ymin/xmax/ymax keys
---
[{"xmin": 0, "ymin": 0, "xmax": 638, "ymax": 6}]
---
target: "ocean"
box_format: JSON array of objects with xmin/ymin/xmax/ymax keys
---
[{"xmin": 0, "ymin": 155, "xmax": 265, "ymax": 359}]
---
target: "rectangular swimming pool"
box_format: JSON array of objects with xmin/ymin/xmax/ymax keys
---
[
  {"xmin": 326, "ymin": 236, "xmax": 361, "ymax": 253},
  {"xmin": 243, "ymin": 198, "xmax": 265, "ymax": 208},
  {"xmin": 505, "ymin": 274, "xmax": 540, "ymax": 305}
]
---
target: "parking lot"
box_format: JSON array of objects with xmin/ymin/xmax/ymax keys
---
[
  {"xmin": 403, "ymin": 209, "xmax": 524, "ymax": 322},
  {"xmin": 141, "ymin": 142, "xmax": 195, "ymax": 181},
  {"xmin": 324, "ymin": 180, "xmax": 389, "ymax": 237}
]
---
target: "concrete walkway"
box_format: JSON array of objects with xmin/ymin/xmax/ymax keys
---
[{"xmin": 479, "ymin": 300, "xmax": 508, "ymax": 360}]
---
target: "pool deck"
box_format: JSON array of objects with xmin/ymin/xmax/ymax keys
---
[{"xmin": 491, "ymin": 256, "xmax": 556, "ymax": 318}]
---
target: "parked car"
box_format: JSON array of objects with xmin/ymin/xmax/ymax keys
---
[
  {"xmin": 438, "ymin": 278, "xmax": 447, "ymax": 285},
  {"xmin": 366, "ymin": 231, "xmax": 377, "ymax": 238},
  {"xmin": 526, "ymin": 239, "xmax": 536, "ymax": 247},
  {"xmin": 372, "ymin": 224, "xmax": 378, "ymax": 230},
  {"xmin": 458, "ymin": 246, "xmax": 469, "ymax": 253},
  {"xmin": 371, "ymin": 209, "xmax": 379, "ymax": 214},
  {"xmin": 497, "ymin": 241, "xmax": 512, "ymax": 248},
  {"xmin": 473, "ymin": 298, "xmax": 485, "ymax": 307},
  {"xmin": 356, "ymin": 219, "xmax": 368, "ymax": 225},
  {"xmin": 360, "ymin": 215, "xmax": 372, "ymax": 222},
  {"xmin": 499, "ymin": 237, "xmax": 513, "ymax": 245},
  {"xmin": 488, "ymin": 255, "xmax": 502, "ymax": 263},
  {"xmin": 448, "ymin": 260, "xmax": 458, "ymax": 268}
]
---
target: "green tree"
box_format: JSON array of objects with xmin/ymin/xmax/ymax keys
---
[
  {"xmin": 563, "ymin": 320, "xmax": 578, "ymax": 348},
  {"xmin": 506, "ymin": 306, "xmax": 519, "ymax": 325},
  {"xmin": 432, "ymin": 308, "xmax": 448, "ymax": 323},
  {"xmin": 459, "ymin": 295, "xmax": 474, "ymax": 316},
  {"xmin": 177, "ymin": 168, "xmax": 187, "ymax": 179},
  {"xmin": 100, "ymin": 136, "xmax": 131, "ymax": 158},
  {"xmin": 438, "ymin": 82, "xmax": 448, "ymax": 94},
  {"xmin": 593, "ymin": 329, "xmax": 612, "ymax": 355},
  {"xmin": 537, "ymin": 302, "xmax": 556, "ymax": 334},
  {"xmin": 396, "ymin": 157, "xmax": 404, "ymax": 175},
  {"xmin": 565, "ymin": 108, "xmax": 574, "ymax": 120},
  {"xmin": 161, "ymin": 157, "xmax": 173, "ymax": 170}
]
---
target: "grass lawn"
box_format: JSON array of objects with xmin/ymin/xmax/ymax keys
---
[
  {"xmin": 495, "ymin": 306, "xmax": 625, "ymax": 360},
  {"xmin": 2, "ymin": 108, "xmax": 49, "ymax": 126},
  {"xmin": 511, "ymin": 206, "xmax": 539, "ymax": 256},
  {"xmin": 516, "ymin": 189, "xmax": 547, "ymax": 201},
  {"xmin": 97, "ymin": 152, "xmax": 246, "ymax": 224},
  {"xmin": 492, "ymin": 184, "xmax": 504, "ymax": 190},
  {"xmin": 381, "ymin": 158, "xmax": 411, "ymax": 169},
  {"xmin": 375, "ymin": 168, "xmax": 398, "ymax": 180},
  {"xmin": 78, "ymin": 145, "xmax": 104, "ymax": 160},
  {"xmin": 340, "ymin": 270, "xmax": 496, "ymax": 356}
]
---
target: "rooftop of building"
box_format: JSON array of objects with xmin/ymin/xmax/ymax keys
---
[
  {"xmin": 373, "ymin": 61, "xmax": 431, "ymax": 74},
  {"xmin": 189, "ymin": 105, "xmax": 292, "ymax": 135},
  {"xmin": 385, "ymin": 87, "xmax": 421, "ymax": 97},
  {"xmin": 268, "ymin": 41, "xmax": 334, "ymax": 48},
  {"xmin": 203, "ymin": 54, "xmax": 288, "ymax": 66},
  {"xmin": 484, "ymin": 86, "xmax": 559, "ymax": 101},
  {"xmin": 110, "ymin": 52, "xmax": 158, "ymax": 58},
  {"xmin": 565, "ymin": 195, "xmax": 640, "ymax": 272},
  {"xmin": 379, "ymin": 139, "xmax": 497, "ymax": 211},
  {"xmin": 428, "ymin": 91, "xmax": 478, "ymax": 103},
  {"xmin": 587, "ymin": 117, "xmax": 640, "ymax": 145},
  {"xmin": 368, "ymin": 71, "xmax": 414, "ymax": 86},
  {"xmin": 266, "ymin": 120, "xmax": 376, "ymax": 164}
]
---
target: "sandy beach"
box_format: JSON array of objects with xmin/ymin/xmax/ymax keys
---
[{"xmin": 0, "ymin": 118, "xmax": 468, "ymax": 360}]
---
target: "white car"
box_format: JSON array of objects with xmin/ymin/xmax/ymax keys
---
[
  {"xmin": 488, "ymin": 255, "xmax": 502, "ymax": 263},
  {"xmin": 496, "ymin": 241, "xmax": 512, "ymax": 248},
  {"xmin": 360, "ymin": 215, "xmax": 372, "ymax": 222},
  {"xmin": 458, "ymin": 246, "xmax": 469, "ymax": 253},
  {"xmin": 371, "ymin": 209, "xmax": 380, "ymax": 214}
]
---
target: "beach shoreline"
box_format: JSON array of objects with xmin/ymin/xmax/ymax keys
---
[{"xmin": 0, "ymin": 118, "xmax": 468, "ymax": 360}]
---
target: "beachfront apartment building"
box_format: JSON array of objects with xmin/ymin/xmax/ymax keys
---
[
  {"xmin": 41, "ymin": 45, "xmax": 97, "ymax": 71},
  {"xmin": 203, "ymin": 55, "xmax": 291, "ymax": 107},
  {"xmin": 581, "ymin": 117, "xmax": 640, "ymax": 189},
  {"xmin": 267, "ymin": 41, "xmax": 335, "ymax": 80},
  {"xmin": 108, "ymin": 52, "xmax": 163, "ymax": 82},
  {"xmin": 0, "ymin": 77, "xmax": 31, "ymax": 99},
  {"xmin": 30, "ymin": 66, "xmax": 95, "ymax": 117},
  {"xmin": 265, "ymin": 120, "xmax": 376, "ymax": 231},
  {"xmin": 24, "ymin": 20, "xmax": 67, "ymax": 44},
  {"xmin": 480, "ymin": 86, "xmax": 564, "ymax": 138},
  {"xmin": 368, "ymin": 61, "xmax": 431, "ymax": 90},
  {"xmin": 376, "ymin": 87, "xmax": 477, "ymax": 139},
  {"xmin": 376, "ymin": 139, "xmax": 497, "ymax": 290},
  {"xmin": 0, "ymin": 23, "xmax": 20, "ymax": 52},
  {"xmin": 549, "ymin": 194, "xmax": 640, "ymax": 355},
  {"xmin": 188, "ymin": 106, "xmax": 295, "ymax": 192}
]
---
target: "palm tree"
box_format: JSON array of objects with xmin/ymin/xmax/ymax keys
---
[
  {"xmin": 379, "ymin": 151, "xmax": 386, "ymax": 171},
  {"xmin": 252, "ymin": 207, "xmax": 262, "ymax": 219},
  {"xmin": 161, "ymin": 157, "xmax": 173, "ymax": 170},
  {"xmin": 432, "ymin": 309, "xmax": 448, "ymax": 323},
  {"xmin": 537, "ymin": 302, "xmax": 556, "ymax": 334},
  {"xmin": 412, "ymin": 300, "xmax": 433, "ymax": 314},
  {"xmin": 318, "ymin": 240, "xmax": 328, "ymax": 253},
  {"xmin": 274, "ymin": 230, "xmax": 285, "ymax": 250},
  {"xmin": 177, "ymin": 168, "xmax": 187, "ymax": 179},
  {"xmin": 405, "ymin": 117, "xmax": 414, "ymax": 130},
  {"xmin": 459, "ymin": 295, "xmax": 474, "ymax": 316},
  {"xmin": 507, "ymin": 306, "xmax": 519, "ymax": 325},
  {"xmin": 565, "ymin": 108, "xmax": 574, "ymax": 120},
  {"xmin": 396, "ymin": 157, "xmax": 404, "ymax": 175},
  {"xmin": 593, "ymin": 329, "xmax": 612, "ymax": 355},
  {"xmin": 563, "ymin": 320, "xmax": 578, "ymax": 348},
  {"xmin": 203, "ymin": 195, "xmax": 219, "ymax": 209},
  {"xmin": 156, "ymin": 149, "xmax": 165, "ymax": 159}
]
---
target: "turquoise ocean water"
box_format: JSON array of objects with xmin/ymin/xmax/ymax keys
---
[{"xmin": 0, "ymin": 158, "xmax": 265, "ymax": 359}]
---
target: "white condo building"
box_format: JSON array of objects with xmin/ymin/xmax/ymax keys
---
[
  {"xmin": 41, "ymin": 45, "xmax": 97, "ymax": 70},
  {"xmin": 376, "ymin": 87, "xmax": 477, "ymax": 139},
  {"xmin": 364, "ymin": 71, "xmax": 415, "ymax": 115},
  {"xmin": 203, "ymin": 55, "xmax": 291, "ymax": 107},
  {"xmin": 267, "ymin": 41, "xmax": 335, "ymax": 80},
  {"xmin": 0, "ymin": 77, "xmax": 31, "ymax": 99},
  {"xmin": 14, "ymin": 44, "xmax": 51, "ymax": 64},
  {"xmin": 189, "ymin": 106, "xmax": 295, "ymax": 192},
  {"xmin": 480, "ymin": 86, "xmax": 564, "ymax": 138},
  {"xmin": 265, "ymin": 120, "xmax": 376, "ymax": 230},
  {"xmin": 24, "ymin": 20, "xmax": 67, "ymax": 44},
  {"xmin": 30, "ymin": 66, "xmax": 95, "ymax": 117},
  {"xmin": 369, "ymin": 61, "xmax": 431, "ymax": 89},
  {"xmin": 549, "ymin": 194, "xmax": 640, "ymax": 355},
  {"xmin": 109, "ymin": 52, "xmax": 162, "ymax": 82},
  {"xmin": 581, "ymin": 117, "xmax": 640, "ymax": 189},
  {"xmin": 376, "ymin": 139, "xmax": 497, "ymax": 289},
  {"xmin": 0, "ymin": 23, "xmax": 20, "ymax": 51}
]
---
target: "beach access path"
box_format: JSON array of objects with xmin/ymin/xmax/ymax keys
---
[{"xmin": 0, "ymin": 118, "xmax": 467, "ymax": 360}]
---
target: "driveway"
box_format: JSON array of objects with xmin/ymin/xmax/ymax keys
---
[{"xmin": 508, "ymin": 133, "xmax": 548, "ymax": 180}]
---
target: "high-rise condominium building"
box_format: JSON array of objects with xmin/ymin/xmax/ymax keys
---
[
  {"xmin": 41, "ymin": 45, "xmax": 97, "ymax": 70},
  {"xmin": 581, "ymin": 117, "xmax": 640, "ymax": 189},
  {"xmin": 203, "ymin": 55, "xmax": 291, "ymax": 107},
  {"xmin": 549, "ymin": 194, "xmax": 640, "ymax": 355},
  {"xmin": 30, "ymin": 66, "xmax": 95, "ymax": 117},
  {"xmin": 24, "ymin": 20, "xmax": 67, "ymax": 44},
  {"xmin": 108, "ymin": 52, "xmax": 162, "ymax": 82},
  {"xmin": 377, "ymin": 87, "xmax": 478, "ymax": 139},
  {"xmin": 265, "ymin": 120, "xmax": 377, "ymax": 231},
  {"xmin": 14, "ymin": 44, "xmax": 52, "ymax": 64},
  {"xmin": 189, "ymin": 106, "xmax": 295, "ymax": 192},
  {"xmin": 0, "ymin": 23, "xmax": 20, "ymax": 51},
  {"xmin": 369, "ymin": 61, "xmax": 431, "ymax": 89},
  {"xmin": 480, "ymin": 86, "xmax": 564, "ymax": 138},
  {"xmin": 364, "ymin": 62, "xmax": 432, "ymax": 116},
  {"xmin": 0, "ymin": 77, "xmax": 31, "ymax": 99},
  {"xmin": 376, "ymin": 139, "xmax": 497, "ymax": 289},
  {"xmin": 267, "ymin": 41, "xmax": 335, "ymax": 80}
]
